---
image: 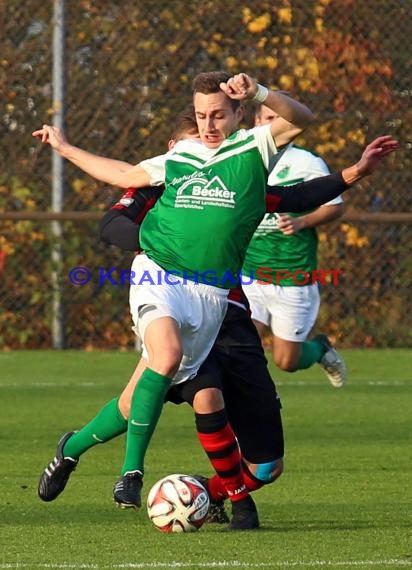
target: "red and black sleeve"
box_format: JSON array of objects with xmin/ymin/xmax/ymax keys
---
[
  {"xmin": 266, "ymin": 171, "xmax": 349, "ymax": 213},
  {"xmin": 99, "ymin": 185, "xmax": 163, "ymax": 251}
]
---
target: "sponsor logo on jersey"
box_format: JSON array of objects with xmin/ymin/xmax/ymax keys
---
[
  {"xmin": 170, "ymin": 169, "xmax": 210, "ymax": 186},
  {"xmin": 254, "ymin": 212, "xmax": 281, "ymax": 234},
  {"xmin": 174, "ymin": 175, "xmax": 236, "ymax": 209}
]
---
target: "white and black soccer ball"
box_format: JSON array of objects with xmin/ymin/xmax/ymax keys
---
[{"xmin": 147, "ymin": 474, "xmax": 210, "ymax": 533}]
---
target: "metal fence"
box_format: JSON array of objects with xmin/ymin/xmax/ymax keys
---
[{"xmin": 1, "ymin": 0, "xmax": 411, "ymax": 349}]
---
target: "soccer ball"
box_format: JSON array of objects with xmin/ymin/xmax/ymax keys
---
[{"xmin": 147, "ymin": 474, "xmax": 210, "ymax": 533}]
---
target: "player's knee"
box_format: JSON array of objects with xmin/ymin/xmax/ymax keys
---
[
  {"xmin": 255, "ymin": 458, "xmax": 284, "ymax": 484},
  {"xmin": 193, "ymin": 388, "xmax": 224, "ymax": 414},
  {"xmin": 148, "ymin": 346, "xmax": 183, "ymax": 377},
  {"xmin": 274, "ymin": 352, "xmax": 299, "ymax": 372}
]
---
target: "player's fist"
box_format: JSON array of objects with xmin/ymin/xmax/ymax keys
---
[
  {"xmin": 219, "ymin": 73, "xmax": 257, "ymax": 100},
  {"xmin": 277, "ymin": 213, "xmax": 301, "ymax": 235}
]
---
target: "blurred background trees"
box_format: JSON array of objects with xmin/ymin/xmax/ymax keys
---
[{"xmin": 1, "ymin": 0, "xmax": 411, "ymax": 348}]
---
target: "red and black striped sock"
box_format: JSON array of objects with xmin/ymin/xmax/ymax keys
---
[
  {"xmin": 207, "ymin": 458, "xmax": 265, "ymax": 499},
  {"xmin": 195, "ymin": 409, "xmax": 249, "ymax": 503}
]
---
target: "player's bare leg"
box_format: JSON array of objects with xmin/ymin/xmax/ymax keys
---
[{"xmin": 254, "ymin": 319, "xmax": 347, "ymax": 387}]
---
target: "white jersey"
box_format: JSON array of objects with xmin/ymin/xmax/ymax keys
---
[{"xmin": 267, "ymin": 144, "xmax": 342, "ymax": 206}]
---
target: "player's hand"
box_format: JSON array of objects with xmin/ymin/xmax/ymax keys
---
[
  {"xmin": 277, "ymin": 213, "xmax": 302, "ymax": 235},
  {"xmin": 32, "ymin": 124, "xmax": 68, "ymax": 152},
  {"xmin": 219, "ymin": 73, "xmax": 257, "ymax": 100},
  {"xmin": 356, "ymin": 135, "xmax": 399, "ymax": 176}
]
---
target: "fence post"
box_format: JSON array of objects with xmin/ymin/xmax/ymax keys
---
[{"xmin": 51, "ymin": 0, "xmax": 65, "ymax": 348}]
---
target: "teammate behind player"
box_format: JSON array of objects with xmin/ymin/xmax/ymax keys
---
[{"xmin": 243, "ymin": 103, "xmax": 346, "ymax": 387}]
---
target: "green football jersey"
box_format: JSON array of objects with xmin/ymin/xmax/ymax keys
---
[
  {"xmin": 242, "ymin": 145, "xmax": 342, "ymax": 286},
  {"xmin": 242, "ymin": 211, "xmax": 319, "ymax": 285},
  {"xmin": 139, "ymin": 126, "xmax": 276, "ymax": 288}
]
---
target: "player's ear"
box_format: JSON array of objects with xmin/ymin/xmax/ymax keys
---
[
  {"xmin": 168, "ymin": 139, "xmax": 176, "ymax": 150},
  {"xmin": 236, "ymin": 103, "xmax": 245, "ymax": 122}
]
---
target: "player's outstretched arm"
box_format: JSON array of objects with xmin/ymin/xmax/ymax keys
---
[
  {"xmin": 219, "ymin": 73, "xmax": 314, "ymax": 147},
  {"xmin": 32, "ymin": 124, "xmax": 151, "ymax": 188},
  {"xmin": 266, "ymin": 135, "xmax": 399, "ymax": 214},
  {"xmin": 341, "ymin": 135, "xmax": 399, "ymax": 184}
]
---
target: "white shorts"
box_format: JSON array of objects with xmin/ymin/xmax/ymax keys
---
[
  {"xmin": 129, "ymin": 254, "xmax": 228, "ymax": 385},
  {"xmin": 244, "ymin": 279, "xmax": 320, "ymax": 342}
]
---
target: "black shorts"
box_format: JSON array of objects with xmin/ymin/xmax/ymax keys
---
[{"xmin": 166, "ymin": 303, "xmax": 284, "ymax": 463}]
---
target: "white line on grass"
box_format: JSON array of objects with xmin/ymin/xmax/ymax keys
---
[
  {"xmin": 1, "ymin": 559, "xmax": 411, "ymax": 568},
  {"xmin": 0, "ymin": 381, "xmax": 409, "ymax": 388},
  {"xmin": 0, "ymin": 382, "xmax": 98, "ymax": 388},
  {"xmin": 281, "ymin": 380, "xmax": 410, "ymax": 386}
]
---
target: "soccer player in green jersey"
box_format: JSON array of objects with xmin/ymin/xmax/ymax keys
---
[
  {"xmin": 36, "ymin": 135, "xmax": 399, "ymax": 530},
  {"xmin": 243, "ymin": 103, "xmax": 346, "ymax": 387},
  {"xmin": 33, "ymin": 98, "xmax": 398, "ymax": 529},
  {"xmin": 118, "ymin": 73, "xmax": 314, "ymax": 519},
  {"xmin": 34, "ymin": 71, "xmax": 314, "ymax": 525}
]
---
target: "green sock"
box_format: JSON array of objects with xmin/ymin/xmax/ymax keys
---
[
  {"xmin": 63, "ymin": 397, "xmax": 127, "ymax": 459},
  {"xmin": 121, "ymin": 368, "xmax": 172, "ymax": 476},
  {"xmin": 297, "ymin": 339, "xmax": 326, "ymax": 370}
]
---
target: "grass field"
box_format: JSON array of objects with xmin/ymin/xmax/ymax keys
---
[{"xmin": 0, "ymin": 349, "xmax": 411, "ymax": 570}]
